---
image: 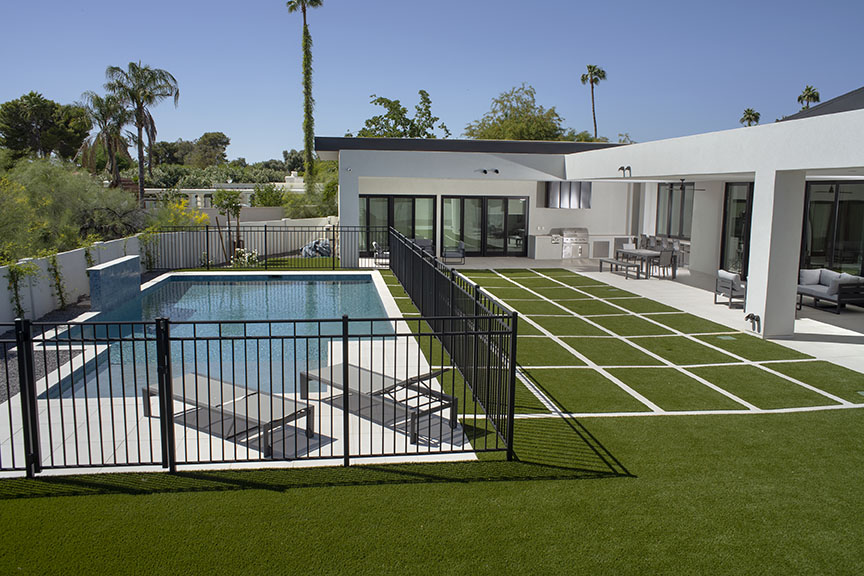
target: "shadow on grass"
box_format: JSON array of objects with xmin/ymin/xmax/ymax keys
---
[{"xmin": 0, "ymin": 417, "xmax": 632, "ymax": 500}]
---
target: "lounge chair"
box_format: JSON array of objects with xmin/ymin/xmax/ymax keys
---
[
  {"xmin": 714, "ymin": 269, "xmax": 746, "ymax": 308},
  {"xmin": 299, "ymin": 364, "xmax": 458, "ymax": 444},
  {"xmin": 142, "ymin": 373, "xmax": 314, "ymax": 458}
]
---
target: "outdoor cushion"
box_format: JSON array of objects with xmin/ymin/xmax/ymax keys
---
[
  {"xmin": 797, "ymin": 284, "xmax": 831, "ymax": 299},
  {"xmin": 798, "ymin": 269, "xmax": 821, "ymax": 286},
  {"xmin": 717, "ymin": 269, "xmax": 742, "ymax": 288},
  {"xmin": 819, "ymin": 269, "xmax": 840, "ymax": 287},
  {"xmin": 828, "ymin": 273, "xmax": 864, "ymax": 295}
]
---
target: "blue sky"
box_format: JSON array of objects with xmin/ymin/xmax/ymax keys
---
[{"xmin": 2, "ymin": 0, "xmax": 862, "ymax": 162}]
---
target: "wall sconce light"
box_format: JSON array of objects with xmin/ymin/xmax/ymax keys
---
[
  {"xmin": 618, "ymin": 166, "xmax": 632, "ymax": 177},
  {"xmin": 481, "ymin": 169, "xmax": 500, "ymax": 175}
]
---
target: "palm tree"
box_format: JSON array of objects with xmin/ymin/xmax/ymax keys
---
[
  {"xmin": 104, "ymin": 62, "xmax": 179, "ymax": 207},
  {"xmin": 286, "ymin": 0, "xmax": 324, "ymax": 184},
  {"xmin": 77, "ymin": 92, "xmax": 131, "ymax": 187},
  {"xmin": 739, "ymin": 108, "xmax": 760, "ymax": 127},
  {"xmin": 798, "ymin": 86, "xmax": 820, "ymax": 110},
  {"xmin": 580, "ymin": 65, "xmax": 607, "ymax": 139}
]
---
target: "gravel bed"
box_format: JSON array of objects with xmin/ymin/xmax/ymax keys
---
[{"xmin": 0, "ymin": 300, "xmax": 91, "ymax": 404}]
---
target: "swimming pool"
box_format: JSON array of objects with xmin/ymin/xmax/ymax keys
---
[{"xmin": 48, "ymin": 272, "xmax": 397, "ymax": 398}]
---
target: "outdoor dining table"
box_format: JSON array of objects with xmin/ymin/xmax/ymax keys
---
[{"xmin": 615, "ymin": 248, "xmax": 678, "ymax": 279}]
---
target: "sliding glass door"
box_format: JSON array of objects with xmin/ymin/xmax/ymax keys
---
[
  {"xmin": 720, "ymin": 183, "xmax": 753, "ymax": 277},
  {"xmin": 358, "ymin": 195, "xmax": 436, "ymax": 252},
  {"xmin": 442, "ymin": 196, "xmax": 528, "ymax": 257},
  {"xmin": 802, "ymin": 181, "xmax": 864, "ymax": 275}
]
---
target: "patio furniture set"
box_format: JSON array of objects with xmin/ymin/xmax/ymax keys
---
[{"xmin": 599, "ymin": 236, "xmax": 680, "ymax": 280}]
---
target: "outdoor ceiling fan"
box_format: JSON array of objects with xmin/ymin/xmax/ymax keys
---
[{"xmin": 680, "ymin": 178, "xmax": 707, "ymax": 192}]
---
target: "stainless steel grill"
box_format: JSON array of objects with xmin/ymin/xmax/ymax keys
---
[{"xmin": 553, "ymin": 227, "xmax": 589, "ymax": 258}]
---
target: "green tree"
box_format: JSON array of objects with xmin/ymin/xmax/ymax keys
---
[
  {"xmin": 250, "ymin": 183, "xmax": 285, "ymax": 207},
  {"xmin": 151, "ymin": 139, "xmax": 194, "ymax": 166},
  {"xmin": 580, "ymin": 65, "xmax": 607, "ymax": 139},
  {"xmin": 186, "ymin": 131, "xmax": 231, "ymax": 168},
  {"xmin": 0, "ymin": 92, "xmax": 91, "ymax": 160},
  {"xmin": 283, "ymin": 149, "xmax": 304, "ymax": 172},
  {"xmin": 212, "ymin": 189, "xmax": 243, "ymax": 256},
  {"xmin": 798, "ymin": 86, "xmax": 820, "ymax": 110},
  {"xmin": 355, "ymin": 90, "xmax": 450, "ymax": 138},
  {"xmin": 739, "ymin": 108, "xmax": 760, "ymax": 127},
  {"xmin": 105, "ymin": 62, "xmax": 180, "ymax": 207},
  {"xmin": 286, "ymin": 0, "xmax": 323, "ymax": 184},
  {"xmin": 465, "ymin": 84, "xmax": 573, "ymax": 140},
  {"xmin": 77, "ymin": 91, "xmax": 132, "ymax": 187}
]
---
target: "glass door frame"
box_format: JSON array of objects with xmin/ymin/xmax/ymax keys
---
[
  {"xmin": 719, "ymin": 182, "xmax": 754, "ymax": 279},
  {"xmin": 800, "ymin": 181, "xmax": 864, "ymax": 275},
  {"xmin": 441, "ymin": 195, "xmax": 529, "ymax": 257},
  {"xmin": 358, "ymin": 194, "xmax": 437, "ymax": 253}
]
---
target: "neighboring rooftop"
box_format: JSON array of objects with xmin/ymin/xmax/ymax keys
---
[
  {"xmin": 315, "ymin": 136, "xmax": 620, "ymax": 160},
  {"xmin": 781, "ymin": 85, "xmax": 864, "ymax": 121}
]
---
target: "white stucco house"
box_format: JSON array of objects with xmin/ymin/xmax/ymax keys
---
[{"xmin": 317, "ymin": 87, "xmax": 864, "ymax": 339}]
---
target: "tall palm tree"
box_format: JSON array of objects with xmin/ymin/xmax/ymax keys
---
[
  {"xmin": 739, "ymin": 108, "xmax": 760, "ymax": 127},
  {"xmin": 286, "ymin": 0, "xmax": 323, "ymax": 184},
  {"xmin": 104, "ymin": 62, "xmax": 179, "ymax": 206},
  {"xmin": 798, "ymin": 86, "xmax": 820, "ymax": 110},
  {"xmin": 580, "ymin": 64, "xmax": 607, "ymax": 139},
  {"xmin": 77, "ymin": 92, "xmax": 131, "ymax": 187}
]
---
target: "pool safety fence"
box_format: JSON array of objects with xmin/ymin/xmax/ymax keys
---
[
  {"xmin": 388, "ymin": 229, "xmax": 519, "ymax": 461},
  {"xmin": 1, "ymin": 310, "xmax": 515, "ymax": 477},
  {"xmin": 143, "ymin": 225, "xmax": 391, "ymax": 272}
]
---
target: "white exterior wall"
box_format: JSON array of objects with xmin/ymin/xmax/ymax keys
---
[
  {"xmin": 0, "ymin": 236, "xmax": 140, "ymax": 322},
  {"xmin": 688, "ymin": 181, "xmax": 725, "ymax": 277}
]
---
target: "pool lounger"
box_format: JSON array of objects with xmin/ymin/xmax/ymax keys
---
[
  {"xmin": 299, "ymin": 364, "xmax": 458, "ymax": 444},
  {"xmin": 142, "ymin": 374, "xmax": 314, "ymax": 458}
]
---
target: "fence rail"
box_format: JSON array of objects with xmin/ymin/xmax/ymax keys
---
[
  {"xmin": 0, "ymin": 226, "xmax": 518, "ymax": 477},
  {"xmin": 142, "ymin": 225, "xmax": 390, "ymax": 272},
  {"xmin": 388, "ymin": 229, "xmax": 518, "ymax": 458}
]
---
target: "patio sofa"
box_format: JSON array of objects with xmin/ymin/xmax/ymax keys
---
[{"xmin": 797, "ymin": 268, "xmax": 864, "ymax": 313}]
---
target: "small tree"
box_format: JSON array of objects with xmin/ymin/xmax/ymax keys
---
[
  {"xmin": 250, "ymin": 183, "xmax": 285, "ymax": 207},
  {"xmin": 212, "ymin": 189, "xmax": 242, "ymax": 257},
  {"xmin": 355, "ymin": 90, "xmax": 450, "ymax": 138}
]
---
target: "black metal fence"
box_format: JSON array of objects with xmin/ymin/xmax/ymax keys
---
[
  {"xmin": 1, "ymin": 311, "xmax": 513, "ymax": 476},
  {"xmin": 140, "ymin": 225, "xmax": 390, "ymax": 272},
  {"xmin": 388, "ymin": 229, "xmax": 518, "ymax": 458}
]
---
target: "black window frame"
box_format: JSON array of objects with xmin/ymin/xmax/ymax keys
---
[{"xmin": 655, "ymin": 182, "xmax": 694, "ymax": 240}]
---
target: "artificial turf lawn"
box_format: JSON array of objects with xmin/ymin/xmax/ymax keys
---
[
  {"xmin": 608, "ymin": 367, "xmax": 747, "ymax": 411},
  {"xmin": 528, "ymin": 286, "xmax": 592, "ymax": 299},
  {"xmin": 547, "ymin": 274, "xmax": 606, "ymax": 286},
  {"xmin": 630, "ymin": 336, "xmax": 739, "ymax": 365},
  {"xmin": 506, "ymin": 300, "xmax": 569, "ymax": 315},
  {"xmin": 517, "ymin": 337, "xmax": 585, "ymax": 366},
  {"xmin": 590, "ymin": 315, "xmax": 674, "ymax": 336},
  {"xmin": 768, "ymin": 361, "xmax": 864, "ymax": 403},
  {"xmin": 525, "ymin": 368, "xmax": 651, "ymax": 413},
  {"xmin": 508, "ymin": 277, "xmax": 564, "ymax": 288},
  {"xmin": 575, "ymin": 285, "xmax": 639, "ymax": 298},
  {"xmin": 4, "ymin": 409, "xmax": 864, "ymax": 574},
  {"xmin": 689, "ymin": 365, "xmax": 839, "ymax": 409},
  {"xmin": 608, "ymin": 297, "xmax": 680, "ymax": 314},
  {"xmin": 642, "ymin": 312, "xmax": 734, "ymax": 334},
  {"xmin": 527, "ymin": 316, "xmax": 606, "ymax": 336},
  {"xmin": 394, "ymin": 297, "xmax": 419, "ymax": 313},
  {"xmin": 558, "ymin": 299, "xmax": 626, "ymax": 316},
  {"xmin": 695, "ymin": 334, "xmax": 812, "ymax": 362},
  {"xmin": 483, "ymin": 286, "xmax": 541, "ymax": 300},
  {"xmin": 561, "ymin": 337, "xmax": 663, "ymax": 366}
]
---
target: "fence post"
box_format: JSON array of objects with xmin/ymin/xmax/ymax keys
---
[
  {"xmin": 14, "ymin": 319, "xmax": 41, "ymax": 478},
  {"xmin": 342, "ymin": 315, "xmax": 350, "ymax": 466},
  {"xmin": 205, "ymin": 225, "xmax": 211, "ymax": 270},
  {"xmin": 264, "ymin": 225, "xmax": 268, "ymax": 270},
  {"xmin": 155, "ymin": 317, "xmax": 177, "ymax": 473},
  {"xmin": 332, "ymin": 227, "xmax": 337, "ymax": 271},
  {"xmin": 506, "ymin": 312, "xmax": 519, "ymax": 461},
  {"xmin": 472, "ymin": 283, "xmax": 480, "ymax": 399}
]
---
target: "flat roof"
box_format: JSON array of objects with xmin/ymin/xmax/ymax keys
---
[
  {"xmin": 315, "ymin": 136, "xmax": 621, "ymax": 160},
  {"xmin": 781, "ymin": 86, "xmax": 864, "ymax": 122}
]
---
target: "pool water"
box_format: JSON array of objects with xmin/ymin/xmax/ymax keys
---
[{"xmin": 47, "ymin": 274, "xmax": 396, "ymax": 398}]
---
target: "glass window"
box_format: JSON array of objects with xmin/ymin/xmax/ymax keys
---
[
  {"xmin": 721, "ymin": 183, "xmax": 752, "ymax": 276},
  {"xmin": 442, "ymin": 197, "xmax": 461, "ymax": 249},
  {"xmin": 486, "ymin": 198, "xmax": 506, "ymax": 253},
  {"xmin": 463, "ymin": 198, "xmax": 483, "ymax": 252},
  {"xmin": 393, "ymin": 198, "xmax": 413, "ymax": 238},
  {"xmin": 835, "ymin": 183, "xmax": 864, "ymax": 274},
  {"xmin": 414, "ymin": 198, "xmax": 434, "ymax": 241},
  {"xmin": 368, "ymin": 197, "xmax": 388, "ymax": 229},
  {"xmin": 656, "ymin": 185, "xmax": 670, "ymax": 235},
  {"xmin": 507, "ymin": 198, "xmax": 527, "ymax": 255}
]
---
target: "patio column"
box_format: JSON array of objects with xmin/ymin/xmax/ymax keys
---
[
  {"xmin": 745, "ymin": 169, "xmax": 806, "ymax": 338},
  {"xmin": 338, "ymin": 156, "xmax": 360, "ymax": 267}
]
